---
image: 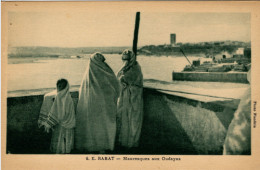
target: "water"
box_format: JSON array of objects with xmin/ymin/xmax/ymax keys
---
[{"xmin": 7, "ymin": 54, "xmax": 212, "ymax": 91}]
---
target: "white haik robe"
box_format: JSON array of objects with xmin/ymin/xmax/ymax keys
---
[
  {"xmin": 117, "ymin": 50, "xmax": 144, "ymax": 148},
  {"xmin": 223, "ymin": 69, "xmax": 251, "ymax": 155},
  {"xmin": 39, "ymin": 84, "xmax": 76, "ymax": 154},
  {"xmin": 75, "ymin": 53, "xmax": 119, "ymax": 152}
]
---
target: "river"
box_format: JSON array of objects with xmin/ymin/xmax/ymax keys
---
[{"xmin": 7, "ymin": 54, "xmax": 212, "ymax": 91}]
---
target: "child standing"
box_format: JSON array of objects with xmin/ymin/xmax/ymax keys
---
[{"xmin": 38, "ymin": 79, "xmax": 76, "ymax": 154}]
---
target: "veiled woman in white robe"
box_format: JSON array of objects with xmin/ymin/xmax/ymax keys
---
[
  {"xmin": 223, "ymin": 69, "xmax": 251, "ymax": 155},
  {"xmin": 117, "ymin": 49, "xmax": 144, "ymax": 148},
  {"xmin": 75, "ymin": 53, "xmax": 119, "ymax": 153},
  {"xmin": 39, "ymin": 82, "xmax": 76, "ymax": 154}
]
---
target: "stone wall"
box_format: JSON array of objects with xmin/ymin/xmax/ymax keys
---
[
  {"xmin": 6, "ymin": 88, "xmax": 236, "ymax": 154},
  {"xmin": 173, "ymin": 72, "xmax": 248, "ymax": 83}
]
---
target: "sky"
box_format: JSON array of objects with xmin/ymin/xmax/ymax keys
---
[{"xmin": 8, "ymin": 12, "xmax": 250, "ymax": 47}]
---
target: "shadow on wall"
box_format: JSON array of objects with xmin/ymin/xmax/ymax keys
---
[
  {"xmin": 139, "ymin": 90, "xmax": 197, "ymax": 155},
  {"xmin": 7, "ymin": 95, "xmax": 52, "ymax": 154},
  {"xmin": 7, "ymin": 95, "xmax": 79, "ymax": 154},
  {"xmin": 139, "ymin": 89, "xmax": 235, "ymax": 155}
]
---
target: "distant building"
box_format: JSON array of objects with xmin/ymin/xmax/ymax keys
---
[
  {"xmin": 236, "ymin": 48, "xmax": 244, "ymax": 55},
  {"xmin": 214, "ymin": 51, "xmax": 232, "ymax": 61},
  {"xmin": 170, "ymin": 34, "xmax": 176, "ymax": 46},
  {"xmin": 70, "ymin": 55, "xmax": 81, "ymax": 59}
]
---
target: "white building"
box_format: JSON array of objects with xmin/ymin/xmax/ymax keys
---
[
  {"xmin": 236, "ymin": 48, "xmax": 244, "ymax": 55},
  {"xmin": 214, "ymin": 51, "xmax": 232, "ymax": 60}
]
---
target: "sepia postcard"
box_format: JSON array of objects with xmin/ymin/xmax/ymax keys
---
[{"xmin": 1, "ymin": 1, "xmax": 260, "ymax": 169}]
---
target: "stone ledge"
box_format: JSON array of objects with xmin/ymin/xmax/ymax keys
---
[{"xmin": 173, "ymin": 72, "xmax": 249, "ymax": 83}]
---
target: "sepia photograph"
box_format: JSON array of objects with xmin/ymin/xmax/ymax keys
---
[{"xmin": 2, "ymin": 1, "xmax": 260, "ymax": 169}]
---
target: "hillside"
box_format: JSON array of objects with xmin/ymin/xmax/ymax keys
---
[
  {"xmin": 8, "ymin": 46, "xmax": 131, "ymax": 58},
  {"xmin": 138, "ymin": 41, "xmax": 251, "ymax": 57},
  {"xmin": 8, "ymin": 41, "xmax": 251, "ymax": 58}
]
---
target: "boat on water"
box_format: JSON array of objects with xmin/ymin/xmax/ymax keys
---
[
  {"xmin": 183, "ymin": 50, "xmax": 251, "ymax": 73},
  {"xmin": 173, "ymin": 47, "xmax": 251, "ymax": 84}
]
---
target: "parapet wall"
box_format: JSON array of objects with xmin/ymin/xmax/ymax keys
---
[{"xmin": 6, "ymin": 87, "xmax": 237, "ymax": 155}]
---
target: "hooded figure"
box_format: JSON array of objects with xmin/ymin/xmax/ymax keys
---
[
  {"xmin": 39, "ymin": 79, "xmax": 76, "ymax": 154},
  {"xmin": 116, "ymin": 49, "xmax": 144, "ymax": 148},
  {"xmin": 223, "ymin": 68, "xmax": 251, "ymax": 155},
  {"xmin": 75, "ymin": 52, "xmax": 119, "ymax": 153}
]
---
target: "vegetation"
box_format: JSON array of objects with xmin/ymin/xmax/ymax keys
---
[
  {"xmin": 8, "ymin": 41, "xmax": 251, "ymax": 58},
  {"xmin": 8, "ymin": 46, "xmax": 130, "ymax": 58},
  {"xmin": 138, "ymin": 41, "xmax": 251, "ymax": 56}
]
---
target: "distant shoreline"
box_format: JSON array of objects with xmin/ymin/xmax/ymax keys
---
[{"xmin": 8, "ymin": 41, "xmax": 251, "ymax": 60}]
